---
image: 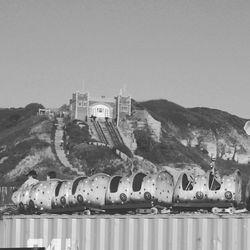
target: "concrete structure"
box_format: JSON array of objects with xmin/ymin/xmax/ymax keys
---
[
  {"xmin": 38, "ymin": 108, "xmax": 54, "ymax": 118},
  {"xmin": 69, "ymin": 90, "xmax": 131, "ymax": 123}
]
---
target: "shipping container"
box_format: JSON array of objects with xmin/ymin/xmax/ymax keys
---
[{"xmin": 0, "ymin": 214, "xmax": 250, "ymax": 250}]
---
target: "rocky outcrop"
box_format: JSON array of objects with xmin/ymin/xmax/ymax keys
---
[
  {"xmin": 118, "ymin": 119, "xmax": 137, "ymax": 153},
  {"xmin": 178, "ymin": 126, "xmax": 250, "ymax": 164},
  {"xmin": 129, "ymin": 110, "xmax": 162, "ymax": 142},
  {"xmin": 139, "ymin": 100, "xmax": 250, "ymax": 165},
  {"xmin": 118, "ymin": 109, "xmax": 162, "ymax": 154}
]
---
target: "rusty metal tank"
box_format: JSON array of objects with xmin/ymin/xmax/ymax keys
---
[
  {"xmin": 51, "ymin": 177, "xmax": 89, "ymax": 209},
  {"xmin": 129, "ymin": 171, "xmax": 154, "ymax": 203},
  {"xmin": 105, "ymin": 175, "xmax": 131, "ymax": 205},
  {"xmin": 129, "ymin": 171, "xmax": 174, "ymax": 205},
  {"xmin": 154, "ymin": 170, "xmax": 174, "ymax": 205},
  {"xmin": 67, "ymin": 176, "xmax": 88, "ymax": 207},
  {"xmin": 173, "ymin": 172, "xmax": 206, "ymax": 203},
  {"xmin": 51, "ymin": 180, "xmax": 74, "ymax": 208},
  {"xmin": 206, "ymin": 170, "xmax": 242, "ymax": 204},
  {"xmin": 70, "ymin": 177, "xmax": 92, "ymax": 207},
  {"xmin": 173, "ymin": 170, "xmax": 242, "ymax": 205},
  {"xmin": 105, "ymin": 171, "xmax": 174, "ymax": 206},
  {"xmin": 12, "ymin": 185, "xmax": 35, "ymax": 211},
  {"xmin": 29, "ymin": 179, "xmax": 62, "ymax": 211},
  {"xmin": 85, "ymin": 173, "xmax": 110, "ymax": 208}
]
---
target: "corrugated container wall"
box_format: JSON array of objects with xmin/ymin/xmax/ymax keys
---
[{"xmin": 0, "ymin": 214, "xmax": 250, "ymax": 250}]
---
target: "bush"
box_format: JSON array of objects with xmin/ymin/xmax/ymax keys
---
[{"xmin": 65, "ymin": 122, "xmax": 91, "ymax": 147}]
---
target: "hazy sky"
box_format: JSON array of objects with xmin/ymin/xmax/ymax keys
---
[{"xmin": 0, "ymin": 0, "xmax": 250, "ymax": 118}]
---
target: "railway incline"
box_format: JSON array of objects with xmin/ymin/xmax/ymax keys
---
[{"xmin": 89, "ymin": 120, "xmax": 124, "ymax": 148}]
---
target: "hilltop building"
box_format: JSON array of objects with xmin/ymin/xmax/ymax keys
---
[{"xmin": 69, "ymin": 90, "xmax": 131, "ymax": 123}]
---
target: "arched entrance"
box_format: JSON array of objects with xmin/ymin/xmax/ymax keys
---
[{"xmin": 89, "ymin": 104, "xmax": 112, "ymax": 119}]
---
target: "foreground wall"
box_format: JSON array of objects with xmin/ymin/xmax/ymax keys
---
[{"xmin": 0, "ymin": 214, "xmax": 250, "ymax": 250}]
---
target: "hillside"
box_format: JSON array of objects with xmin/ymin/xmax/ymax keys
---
[
  {"xmin": 129, "ymin": 99, "xmax": 250, "ymax": 192},
  {"xmin": 0, "ymin": 104, "xmax": 77, "ymax": 186},
  {"xmin": 1, "ymin": 99, "xmax": 250, "ymax": 193},
  {"xmin": 0, "ymin": 107, "xmax": 132, "ymax": 186},
  {"xmin": 63, "ymin": 120, "xmax": 131, "ymax": 176},
  {"xmin": 133, "ymin": 99, "xmax": 249, "ymax": 163}
]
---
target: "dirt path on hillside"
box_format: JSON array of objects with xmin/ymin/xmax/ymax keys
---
[{"xmin": 54, "ymin": 118, "xmax": 85, "ymax": 175}]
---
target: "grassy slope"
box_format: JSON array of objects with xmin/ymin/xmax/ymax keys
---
[
  {"xmin": 134, "ymin": 99, "xmax": 250, "ymax": 193},
  {"xmin": 0, "ymin": 104, "xmax": 76, "ymax": 186},
  {"xmin": 139, "ymin": 99, "xmax": 247, "ymax": 131}
]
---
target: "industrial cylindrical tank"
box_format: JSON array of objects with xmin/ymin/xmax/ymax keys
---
[
  {"xmin": 206, "ymin": 170, "xmax": 242, "ymax": 205},
  {"xmin": 12, "ymin": 185, "xmax": 35, "ymax": 211},
  {"xmin": 67, "ymin": 176, "xmax": 88, "ymax": 207},
  {"xmin": 129, "ymin": 171, "xmax": 154, "ymax": 203},
  {"xmin": 154, "ymin": 170, "xmax": 174, "ymax": 205},
  {"xmin": 173, "ymin": 170, "xmax": 242, "ymax": 206},
  {"xmin": 51, "ymin": 180, "xmax": 74, "ymax": 208},
  {"xmin": 105, "ymin": 175, "xmax": 124, "ymax": 205},
  {"xmin": 29, "ymin": 179, "xmax": 62, "ymax": 211},
  {"xmin": 85, "ymin": 173, "xmax": 110, "ymax": 207},
  {"xmin": 173, "ymin": 172, "xmax": 207, "ymax": 203}
]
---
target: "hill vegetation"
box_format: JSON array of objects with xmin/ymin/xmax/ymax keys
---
[
  {"xmin": 131, "ymin": 99, "xmax": 250, "ymax": 194},
  {"xmin": 1, "ymin": 99, "xmax": 250, "ymax": 194},
  {"xmin": 0, "ymin": 104, "xmax": 77, "ymax": 186},
  {"xmin": 64, "ymin": 120, "xmax": 131, "ymax": 176}
]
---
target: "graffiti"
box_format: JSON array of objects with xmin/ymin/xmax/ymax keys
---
[{"xmin": 27, "ymin": 238, "xmax": 79, "ymax": 250}]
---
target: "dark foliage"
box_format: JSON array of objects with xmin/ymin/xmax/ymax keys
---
[
  {"xmin": 65, "ymin": 121, "xmax": 91, "ymax": 148},
  {"xmin": 0, "ymin": 103, "xmax": 44, "ymax": 129}
]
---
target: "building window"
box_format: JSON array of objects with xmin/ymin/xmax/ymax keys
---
[{"xmin": 121, "ymin": 106, "xmax": 128, "ymax": 111}]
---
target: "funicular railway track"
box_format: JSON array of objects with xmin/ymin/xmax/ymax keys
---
[
  {"xmin": 92, "ymin": 119, "xmax": 124, "ymax": 148},
  {"xmin": 105, "ymin": 121, "xmax": 122, "ymax": 146},
  {"xmin": 97, "ymin": 121, "xmax": 114, "ymax": 146},
  {"xmin": 92, "ymin": 120, "xmax": 108, "ymax": 145}
]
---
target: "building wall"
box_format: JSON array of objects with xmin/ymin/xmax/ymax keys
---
[
  {"xmin": 70, "ymin": 92, "xmax": 89, "ymax": 121},
  {"xmin": 116, "ymin": 95, "xmax": 132, "ymax": 121},
  {"xmin": 69, "ymin": 92, "xmax": 131, "ymax": 122}
]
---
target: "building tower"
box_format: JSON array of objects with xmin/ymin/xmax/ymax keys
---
[{"xmin": 70, "ymin": 92, "xmax": 89, "ymax": 121}]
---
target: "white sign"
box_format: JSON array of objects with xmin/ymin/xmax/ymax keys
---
[{"xmin": 27, "ymin": 238, "xmax": 78, "ymax": 250}]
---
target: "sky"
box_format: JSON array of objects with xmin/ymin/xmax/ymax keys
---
[{"xmin": 0, "ymin": 0, "xmax": 250, "ymax": 118}]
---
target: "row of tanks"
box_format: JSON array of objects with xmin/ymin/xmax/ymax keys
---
[{"xmin": 12, "ymin": 168, "xmax": 242, "ymax": 214}]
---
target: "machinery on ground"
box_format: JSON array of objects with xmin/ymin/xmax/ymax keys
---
[{"xmin": 11, "ymin": 168, "xmax": 244, "ymax": 215}]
